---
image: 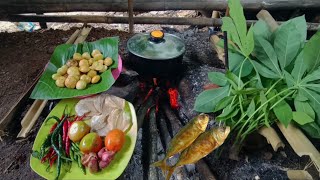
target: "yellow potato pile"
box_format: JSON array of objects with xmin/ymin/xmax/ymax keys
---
[{"xmin": 52, "ymin": 49, "xmax": 114, "ymax": 90}]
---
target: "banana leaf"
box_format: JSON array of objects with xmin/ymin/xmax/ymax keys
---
[{"xmin": 30, "ymin": 37, "xmax": 119, "ymax": 99}]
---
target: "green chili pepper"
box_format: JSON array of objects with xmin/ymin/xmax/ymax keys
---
[
  {"xmin": 69, "ymin": 149, "xmax": 74, "ymax": 161},
  {"xmin": 45, "ymin": 116, "xmax": 61, "ymax": 124},
  {"xmin": 80, "ymin": 164, "xmax": 86, "ymax": 175},
  {"xmin": 71, "ymin": 142, "xmax": 80, "ymax": 151},
  {"xmin": 40, "ymin": 134, "xmax": 52, "ymax": 157},
  {"xmin": 77, "ymin": 155, "xmax": 82, "ymax": 168},
  {"xmin": 55, "ymin": 134, "xmax": 63, "ymax": 180},
  {"xmin": 51, "ymin": 116, "xmax": 67, "ymax": 156}
]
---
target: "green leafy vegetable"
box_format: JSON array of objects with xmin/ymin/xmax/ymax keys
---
[
  {"xmin": 195, "ymin": 0, "xmax": 320, "ymax": 144},
  {"xmin": 292, "ymin": 111, "xmax": 314, "ymax": 125},
  {"xmin": 208, "ymin": 72, "xmax": 228, "ymax": 86},
  {"xmin": 194, "ymin": 86, "xmax": 229, "ymax": 113},
  {"xmin": 304, "ymin": 31, "xmax": 320, "ymax": 73}
]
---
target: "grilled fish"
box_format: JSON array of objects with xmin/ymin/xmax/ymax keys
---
[
  {"xmin": 152, "ymin": 114, "xmax": 209, "ymax": 171},
  {"xmin": 165, "ymin": 126, "xmax": 230, "ymax": 180}
]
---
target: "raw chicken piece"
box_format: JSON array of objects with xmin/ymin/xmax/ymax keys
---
[{"xmin": 75, "ymin": 94, "xmax": 132, "ymax": 136}]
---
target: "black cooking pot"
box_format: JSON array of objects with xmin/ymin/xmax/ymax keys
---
[{"xmin": 127, "ymin": 30, "xmax": 186, "ymax": 77}]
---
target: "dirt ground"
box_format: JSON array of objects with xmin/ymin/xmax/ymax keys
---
[{"xmin": 0, "ymin": 24, "xmax": 319, "ymax": 180}]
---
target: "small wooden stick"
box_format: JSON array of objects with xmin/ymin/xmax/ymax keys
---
[{"xmin": 258, "ymin": 126, "xmax": 285, "ymax": 151}]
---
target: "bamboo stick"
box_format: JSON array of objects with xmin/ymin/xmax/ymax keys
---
[
  {"xmin": 16, "ymin": 28, "xmax": 82, "ymax": 138},
  {"xmin": 3, "ymin": 14, "xmax": 320, "ymax": 31}
]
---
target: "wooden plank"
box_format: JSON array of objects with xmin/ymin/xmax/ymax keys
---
[
  {"xmin": 15, "ymin": 29, "xmax": 81, "ymax": 138},
  {"xmin": 278, "ymin": 123, "xmax": 320, "ymax": 171},
  {"xmin": 3, "ymin": 15, "xmax": 320, "ymax": 31}
]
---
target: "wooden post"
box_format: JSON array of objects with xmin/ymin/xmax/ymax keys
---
[
  {"xmin": 128, "ymin": 0, "xmax": 134, "ymax": 34},
  {"xmin": 36, "ymin": 13, "xmax": 47, "ymax": 29}
]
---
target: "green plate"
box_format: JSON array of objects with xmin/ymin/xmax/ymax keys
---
[
  {"xmin": 30, "ymin": 98, "xmax": 137, "ymax": 180},
  {"xmin": 30, "ymin": 37, "xmax": 119, "ymax": 100}
]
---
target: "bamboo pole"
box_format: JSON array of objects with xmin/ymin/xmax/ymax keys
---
[
  {"xmin": 3, "ymin": 14, "xmax": 320, "ymax": 31},
  {"xmin": 1, "ymin": 0, "xmax": 320, "ymax": 14}
]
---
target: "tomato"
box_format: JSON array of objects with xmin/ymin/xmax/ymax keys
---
[
  {"xmin": 68, "ymin": 121, "xmax": 90, "ymax": 142},
  {"xmin": 105, "ymin": 129, "xmax": 125, "ymax": 152},
  {"xmin": 80, "ymin": 132, "xmax": 103, "ymax": 153}
]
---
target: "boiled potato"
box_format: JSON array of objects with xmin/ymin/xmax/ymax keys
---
[
  {"xmin": 79, "ymin": 59, "xmax": 89, "ymax": 67},
  {"xmin": 91, "ymin": 75, "xmax": 101, "ymax": 84},
  {"xmin": 99, "ymin": 65, "xmax": 108, "ymax": 73},
  {"xmin": 91, "ymin": 49, "xmax": 101, "ymax": 57},
  {"xmin": 73, "ymin": 53, "xmax": 82, "ymax": 60},
  {"xmin": 80, "ymin": 74, "xmax": 91, "ymax": 84},
  {"xmin": 104, "ymin": 57, "xmax": 113, "ymax": 66},
  {"xmin": 70, "ymin": 75, "xmax": 80, "ymax": 81},
  {"xmin": 79, "ymin": 65, "xmax": 90, "ymax": 73},
  {"xmin": 87, "ymin": 70, "xmax": 97, "ymax": 78},
  {"xmin": 88, "ymin": 58, "xmax": 94, "ymax": 65},
  {"xmin": 66, "ymin": 59, "xmax": 78, "ymax": 67},
  {"xmin": 65, "ymin": 76, "xmax": 77, "ymax": 89},
  {"xmin": 93, "ymin": 53, "xmax": 103, "ymax": 61},
  {"xmin": 76, "ymin": 80, "xmax": 87, "ymax": 90},
  {"xmin": 82, "ymin": 52, "xmax": 91, "ymax": 60},
  {"xmin": 67, "ymin": 67, "xmax": 80, "ymax": 76},
  {"xmin": 56, "ymin": 76, "xmax": 66, "ymax": 88},
  {"xmin": 52, "ymin": 73, "xmax": 61, "ymax": 80}
]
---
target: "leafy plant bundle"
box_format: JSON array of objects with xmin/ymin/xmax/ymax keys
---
[{"xmin": 194, "ymin": 0, "xmax": 320, "ymax": 143}]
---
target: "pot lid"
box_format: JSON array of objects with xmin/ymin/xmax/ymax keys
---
[{"xmin": 127, "ymin": 30, "xmax": 185, "ymax": 60}]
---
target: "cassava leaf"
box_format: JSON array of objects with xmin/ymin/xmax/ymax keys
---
[
  {"xmin": 273, "ymin": 100, "xmax": 293, "ymax": 127},
  {"xmin": 253, "ymin": 20, "xmax": 272, "ymax": 40},
  {"xmin": 243, "ymin": 24, "xmax": 255, "ymax": 56},
  {"xmin": 260, "ymin": 91, "xmax": 271, "ymax": 127},
  {"xmin": 226, "ymin": 71, "xmax": 243, "ymax": 88},
  {"xmin": 295, "ymin": 92, "xmax": 308, "ymax": 101},
  {"xmin": 280, "ymin": 15, "xmax": 307, "ymax": 47},
  {"xmin": 194, "ymin": 86, "xmax": 230, "ymax": 113},
  {"xmin": 274, "ymin": 21, "xmax": 301, "ymax": 70},
  {"xmin": 247, "ymin": 99, "xmax": 255, "ymax": 117},
  {"xmin": 252, "ymin": 61, "xmax": 281, "ymax": 79},
  {"xmin": 217, "ymin": 105, "xmax": 239, "ymax": 121},
  {"xmin": 229, "ymin": 52, "xmax": 253, "ymax": 77},
  {"xmin": 300, "ymin": 122, "xmax": 320, "ymax": 139},
  {"xmin": 214, "ymin": 96, "xmax": 235, "ymax": 112},
  {"xmin": 301, "ymin": 67, "xmax": 320, "ymax": 83},
  {"xmin": 229, "ymin": 0, "xmax": 247, "ymax": 46},
  {"xmin": 284, "ymin": 71, "xmax": 295, "ymax": 87},
  {"xmin": 304, "ymin": 31, "xmax": 320, "ymax": 73},
  {"xmin": 254, "ymin": 36, "xmax": 282, "ymax": 77},
  {"xmin": 208, "ymin": 72, "xmax": 228, "ymax": 86},
  {"xmin": 299, "ymin": 87, "xmax": 320, "ymax": 124},
  {"xmin": 221, "ymin": 17, "xmax": 242, "ymax": 49},
  {"xmin": 291, "ymin": 51, "xmax": 306, "ymax": 82},
  {"xmin": 294, "ymin": 99, "xmax": 315, "ymax": 119},
  {"xmin": 292, "ymin": 111, "xmax": 314, "ymax": 125}
]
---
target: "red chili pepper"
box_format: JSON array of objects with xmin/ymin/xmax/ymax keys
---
[
  {"xmin": 77, "ymin": 115, "xmax": 86, "ymax": 121},
  {"xmin": 62, "ymin": 120, "xmax": 68, "ymax": 150},
  {"xmin": 65, "ymin": 121, "xmax": 71, "ymax": 157},
  {"xmin": 49, "ymin": 154, "xmax": 58, "ymax": 167},
  {"xmin": 41, "ymin": 148, "xmax": 53, "ymax": 163},
  {"xmin": 49, "ymin": 122, "xmax": 58, "ymax": 134},
  {"xmin": 168, "ymin": 88, "xmax": 179, "ymax": 109}
]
